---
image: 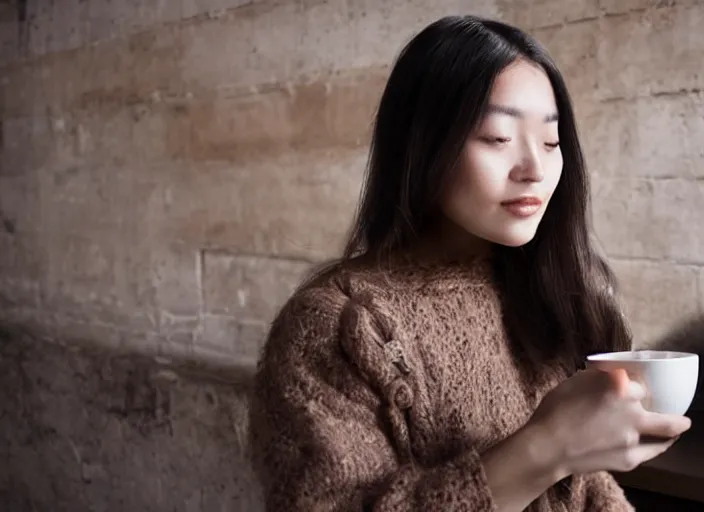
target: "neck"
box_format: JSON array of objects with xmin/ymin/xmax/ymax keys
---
[
  {"xmin": 353, "ymin": 217, "xmax": 492, "ymax": 269},
  {"xmin": 412, "ymin": 217, "xmax": 492, "ymax": 265}
]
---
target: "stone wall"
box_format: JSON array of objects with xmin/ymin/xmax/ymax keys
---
[
  {"xmin": 0, "ymin": 326, "xmax": 262, "ymax": 511},
  {"xmin": 502, "ymin": 0, "xmax": 704, "ymax": 346},
  {"xmin": 2, "ymin": 1, "xmax": 703, "ymax": 363},
  {"xmin": 0, "ymin": 0, "xmax": 501, "ymax": 369},
  {"xmin": 2, "ymin": 1, "xmax": 704, "ymax": 510}
]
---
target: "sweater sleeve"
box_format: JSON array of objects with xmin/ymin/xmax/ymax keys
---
[
  {"xmin": 249, "ymin": 284, "xmax": 497, "ymax": 511},
  {"xmin": 582, "ymin": 472, "xmax": 635, "ymax": 511}
]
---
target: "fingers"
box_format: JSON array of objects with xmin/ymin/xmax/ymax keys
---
[
  {"xmin": 638, "ymin": 412, "xmax": 692, "ymax": 439},
  {"xmin": 623, "ymin": 380, "xmax": 646, "ymax": 401},
  {"xmin": 595, "ymin": 368, "xmax": 646, "ymax": 401},
  {"xmin": 620, "ymin": 437, "xmax": 677, "ymax": 471},
  {"xmin": 575, "ymin": 437, "xmax": 677, "ymax": 474},
  {"xmin": 607, "ymin": 369, "xmax": 631, "ymax": 397}
]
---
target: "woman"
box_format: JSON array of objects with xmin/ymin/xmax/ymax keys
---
[{"xmin": 248, "ymin": 15, "xmax": 691, "ymax": 511}]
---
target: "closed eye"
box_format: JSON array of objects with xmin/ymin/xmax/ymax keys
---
[
  {"xmin": 545, "ymin": 141, "xmax": 560, "ymax": 150},
  {"xmin": 480, "ymin": 136, "xmax": 511, "ymax": 145}
]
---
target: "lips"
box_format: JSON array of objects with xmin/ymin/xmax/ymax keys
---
[{"xmin": 501, "ymin": 196, "xmax": 543, "ymax": 218}]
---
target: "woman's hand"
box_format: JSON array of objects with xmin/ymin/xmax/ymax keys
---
[{"xmin": 529, "ymin": 368, "xmax": 692, "ymax": 476}]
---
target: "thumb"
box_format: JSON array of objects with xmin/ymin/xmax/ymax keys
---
[
  {"xmin": 625, "ymin": 379, "xmax": 647, "ymax": 401},
  {"xmin": 607, "ymin": 368, "xmax": 646, "ymax": 401}
]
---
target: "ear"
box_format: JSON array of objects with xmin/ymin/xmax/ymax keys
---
[{"xmin": 652, "ymin": 314, "xmax": 704, "ymax": 412}]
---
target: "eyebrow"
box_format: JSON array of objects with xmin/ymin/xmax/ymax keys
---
[{"xmin": 486, "ymin": 104, "xmax": 559, "ymax": 123}]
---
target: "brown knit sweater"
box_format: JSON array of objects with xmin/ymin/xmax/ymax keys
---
[{"xmin": 249, "ymin": 257, "xmax": 634, "ymax": 511}]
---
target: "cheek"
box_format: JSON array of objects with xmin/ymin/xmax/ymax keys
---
[
  {"xmin": 454, "ymin": 146, "xmax": 510, "ymax": 199},
  {"xmin": 545, "ymin": 153, "xmax": 564, "ymax": 197},
  {"xmin": 440, "ymin": 147, "xmax": 508, "ymax": 227}
]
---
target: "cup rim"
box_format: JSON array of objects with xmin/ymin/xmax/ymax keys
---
[{"xmin": 587, "ymin": 350, "xmax": 699, "ymax": 363}]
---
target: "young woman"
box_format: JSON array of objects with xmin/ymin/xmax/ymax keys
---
[{"xmin": 248, "ymin": 15, "xmax": 691, "ymax": 511}]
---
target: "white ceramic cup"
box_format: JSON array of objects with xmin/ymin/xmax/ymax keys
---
[{"xmin": 586, "ymin": 350, "xmax": 699, "ymax": 416}]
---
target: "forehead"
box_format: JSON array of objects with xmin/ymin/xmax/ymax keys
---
[{"xmin": 487, "ymin": 59, "xmax": 558, "ymax": 118}]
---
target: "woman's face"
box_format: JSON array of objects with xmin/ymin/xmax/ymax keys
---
[{"xmin": 441, "ymin": 59, "xmax": 563, "ymax": 249}]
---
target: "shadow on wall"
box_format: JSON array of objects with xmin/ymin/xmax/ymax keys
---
[
  {"xmin": 0, "ymin": 327, "xmax": 263, "ymax": 512},
  {"xmin": 2, "ymin": 311, "xmax": 702, "ymax": 512}
]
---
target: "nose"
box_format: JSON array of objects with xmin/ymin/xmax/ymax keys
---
[{"xmin": 509, "ymin": 140, "xmax": 544, "ymax": 183}]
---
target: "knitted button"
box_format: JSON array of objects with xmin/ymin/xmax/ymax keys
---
[{"xmin": 387, "ymin": 377, "xmax": 413, "ymax": 410}]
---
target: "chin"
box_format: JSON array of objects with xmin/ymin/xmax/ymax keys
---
[
  {"xmin": 494, "ymin": 236, "xmax": 535, "ymax": 248},
  {"xmin": 486, "ymin": 225, "xmax": 540, "ymax": 248}
]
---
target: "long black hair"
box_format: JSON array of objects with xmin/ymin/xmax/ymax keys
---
[{"xmin": 341, "ymin": 15, "xmax": 631, "ymax": 371}]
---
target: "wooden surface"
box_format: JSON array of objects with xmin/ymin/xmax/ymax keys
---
[
  {"xmin": 614, "ymin": 409, "xmax": 704, "ymax": 504},
  {"xmin": 623, "ymin": 487, "xmax": 704, "ymax": 511}
]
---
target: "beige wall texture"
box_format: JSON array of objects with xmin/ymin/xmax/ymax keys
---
[
  {"xmin": 1, "ymin": 0, "xmax": 704, "ymax": 367},
  {"xmin": 2, "ymin": 1, "xmax": 704, "ymax": 510}
]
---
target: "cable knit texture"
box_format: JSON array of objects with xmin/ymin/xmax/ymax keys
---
[{"xmin": 249, "ymin": 257, "xmax": 635, "ymax": 511}]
